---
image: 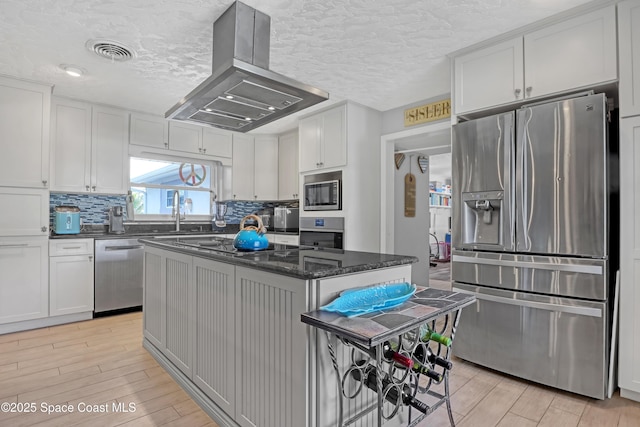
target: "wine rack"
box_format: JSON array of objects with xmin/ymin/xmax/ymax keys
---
[{"xmin": 302, "ymin": 287, "xmax": 475, "ymax": 427}]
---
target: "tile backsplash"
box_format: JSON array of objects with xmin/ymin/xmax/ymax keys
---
[
  {"xmin": 49, "ymin": 194, "xmax": 288, "ymax": 226},
  {"xmin": 50, "ymin": 193, "xmax": 127, "ymax": 225},
  {"xmin": 224, "ymin": 201, "xmax": 267, "ymax": 224}
]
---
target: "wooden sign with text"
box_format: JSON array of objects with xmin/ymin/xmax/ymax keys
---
[{"xmin": 404, "ymin": 99, "xmax": 451, "ymax": 127}]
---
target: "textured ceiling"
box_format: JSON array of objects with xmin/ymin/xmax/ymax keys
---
[{"xmin": 0, "ymin": 0, "xmax": 597, "ymax": 134}]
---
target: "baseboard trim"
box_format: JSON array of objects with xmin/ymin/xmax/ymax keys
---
[
  {"xmin": 621, "ymin": 387, "xmax": 640, "ymax": 403},
  {"xmin": 142, "ymin": 338, "xmax": 238, "ymax": 427},
  {"xmin": 0, "ymin": 312, "xmax": 93, "ymax": 334}
]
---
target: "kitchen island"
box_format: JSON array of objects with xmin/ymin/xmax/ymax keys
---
[{"xmin": 139, "ymin": 236, "xmax": 417, "ymax": 427}]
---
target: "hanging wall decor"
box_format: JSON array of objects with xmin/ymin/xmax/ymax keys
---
[
  {"xmin": 417, "ymin": 155, "xmax": 428, "ymax": 174},
  {"xmin": 394, "ymin": 153, "xmax": 405, "ymax": 170},
  {"xmin": 404, "ymin": 156, "xmax": 416, "ymax": 217}
]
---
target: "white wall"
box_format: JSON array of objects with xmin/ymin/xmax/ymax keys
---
[{"xmin": 393, "ymin": 155, "xmax": 430, "ymax": 286}]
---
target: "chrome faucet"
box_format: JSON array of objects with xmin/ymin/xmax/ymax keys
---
[{"xmin": 172, "ymin": 191, "xmax": 183, "ymax": 232}]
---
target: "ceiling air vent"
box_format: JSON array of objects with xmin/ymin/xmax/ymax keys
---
[{"xmin": 86, "ymin": 39, "xmax": 136, "ymax": 62}]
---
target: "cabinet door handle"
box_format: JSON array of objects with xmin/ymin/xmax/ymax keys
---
[
  {"xmin": 42, "ymin": 180, "xmax": 48, "ymax": 187},
  {"xmin": 86, "ymin": 185, "xmax": 90, "ymax": 191},
  {"xmin": 164, "ymin": 142, "xmax": 169, "ymax": 148},
  {"xmin": 526, "ymin": 86, "xmax": 532, "ymax": 97},
  {"xmin": 203, "ymin": 148, "xmax": 207, "ymax": 154},
  {"xmin": 62, "ymin": 246, "xmax": 82, "ymax": 250},
  {"xmin": 254, "ymin": 195, "xmax": 257, "ymax": 200},
  {"xmin": 41, "ymin": 226, "xmax": 47, "ymax": 232},
  {"xmin": 233, "ymin": 194, "xmax": 237, "ymax": 199},
  {"xmin": 92, "ymin": 186, "xmax": 96, "ymax": 191},
  {"xmin": 0, "ymin": 243, "xmax": 28, "ymax": 248},
  {"xmin": 88, "ymin": 255, "xmax": 93, "ymax": 261},
  {"xmin": 514, "ymin": 88, "xmax": 521, "ymax": 99}
]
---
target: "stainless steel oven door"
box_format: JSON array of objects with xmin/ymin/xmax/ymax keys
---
[{"xmin": 452, "ymin": 282, "xmax": 607, "ymax": 399}]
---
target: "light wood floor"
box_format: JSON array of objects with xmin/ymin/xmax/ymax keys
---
[
  {"xmin": 1, "ymin": 276, "xmax": 639, "ymax": 427},
  {"xmin": 424, "ymin": 266, "xmax": 640, "ymax": 427},
  {"xmin": 0, "ymin": 312, "xmax": 218, "ymax": 427}
]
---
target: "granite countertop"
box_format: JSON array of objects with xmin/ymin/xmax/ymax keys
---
[
  {"xmin": 139, "ymin": 236, "xmax": 418, "ymax": 280},
  {"xmin": 49, "ymin": 223, "xmax": 300, "ymax": 239}
]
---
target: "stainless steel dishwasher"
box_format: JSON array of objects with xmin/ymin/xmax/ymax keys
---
[{"xmin": 94, "ymin": 238, "xmax": 144, "ymax": 314}]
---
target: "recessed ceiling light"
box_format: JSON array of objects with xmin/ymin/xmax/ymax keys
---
[
  {"xmin": 245, "ymin": 118, "xmax": 252, "ymax": 121},
  {"xmin": 205, "ymin": 108, "xmax": 212, "ymax": 112},
  {"xmin": 267, "ymin": 106, "xmax": 275, "ymax": 111},
  {"xmin": 225, "ymin": 95, "xmax": 234, "ymax": 99},
  {"xmin": 60, "ymin": 64, "xmax": 84, "ymax": 77}
]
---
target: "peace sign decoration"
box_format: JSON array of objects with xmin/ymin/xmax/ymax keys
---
[{"xmin": 178, "ymin": 163, "xmax": 207, "ymax": 186}]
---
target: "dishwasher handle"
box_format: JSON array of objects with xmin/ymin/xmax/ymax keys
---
[{"xmin": 104, "ymin": 245, "xmax": 144, "ymax": 251}]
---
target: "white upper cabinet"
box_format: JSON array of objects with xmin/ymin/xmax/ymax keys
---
[
  {"xmin": 91, "ymin": 106, "xmax": 129, "ymax": 194},
  {"xmin": 50, "ymin": 98, "xmax": 91, "ymax": 193},
  {"xmin": 168, "ymin": 121, "xmax": 202, "ymax": 154},
  {"xmin": 453, "ymin": 5, "xmax": 616, "ymax": 114},
  {"xmin": 619, "ymin": 0, "xmax": 640, "ymax": 118},
  {"xmin": 231, "ymin": 135, "xmax": 278, "ymax": 201},
  {"xmin": 231, "ymin": 134, "xmax": 255, "ymax": 200},
  {"xmin": 0, "ymin": 188, "xmax": 49, "ymax": 236},
  {"xmin": 168, "ymin": 122, "xmax": 233, "ymax": 158},
  {"xmin": 202, "ymin": 128, "xmax": 233, "ymax": 158},
  {"xmin": 0, "ymin": 76, "xmax": 51, "ymax": 189},
  {"xmin": 278, "ymin": 131, "xmax": 299, "ymax": 200},
  {"xmin": 524, "ymin": 6, "xmax": 617, "ymax": 99},
  {"xmin": 454, "ymin": 38, "xmax": 524, "ymax": 114},
  {"xmin": 50, "ymin": 98, "xmax": 129, "ymax": 194},
  {"xmin": 299, "ymin": 104, "xmax": 346, "ymax": 172},
  {"xmin": 130, "ymin": 112, "xmax": 168, "ymax": 149},
  {"xmin": 254, "ymin": 136, "xmax": 278, "ymax": 201}
]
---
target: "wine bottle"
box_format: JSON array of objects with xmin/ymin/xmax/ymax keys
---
[
  {"xmin": 414, "ymin": 345, "xmax": 453, "ymax": 370},
  {"xmin": 419, "ymin": 325, "xmax": 452, "ymax": 347},
  {"xmin": 350, "ymin": 341, "xmax": 413, "ymax": 370},
  {"xmin": 411, "ymin": 361, "xmax": 443, "ymax": 382},
  {"xmin": 351, "ymin": 368, "xmax": 428, "ymax": 414},
  {"xmin": 386, "ymin": 340, "xmax": 447, "ymax": 380}
]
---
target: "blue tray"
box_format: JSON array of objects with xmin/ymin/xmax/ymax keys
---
[{"xmin": 320, "ymin": 282, "xmax": 417, "ymax": 318}]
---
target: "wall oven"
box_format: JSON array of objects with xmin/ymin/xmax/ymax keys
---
[
  {"xmin": 303, "ymin": 179, "xmax": 341, "ymax": 211},
  {"xmin": 299, "ymin": 217, "xmax": 344, "ymax": 249}
]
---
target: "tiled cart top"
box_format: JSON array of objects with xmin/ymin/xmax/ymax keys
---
[{"xmin": 301, "ymin": 287, "xmax": 476, "ymax": 347}]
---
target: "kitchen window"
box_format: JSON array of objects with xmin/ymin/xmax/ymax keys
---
[{"xmin": 130, "ymin": 156, "xmax": 221, "ymax": 220}]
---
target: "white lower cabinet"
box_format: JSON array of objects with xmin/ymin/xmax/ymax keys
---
[
  {"xmin": 234, "ymin": 267, "xmax": 307, "ymax": 427},
  {"xmin": 49, "ymin": 239, "xmax": 94, "ymax": 316},
  {"xmin": 619, "ymin": 116, "xmax": 640, "ymax": 401},
  {"xmin": 0, "ymin": 237, "xmax": 48, "ymax": 324},
  {"xmin": 143, "ymin": 248, "xmax": 307, "ymax": 426},
  {"xmin": 193, "ymin": 258, "xmax": 236, "ymax": 416},
  {"xmin": 164, "ymin": 251, "xmax": 195, "ymax": 379}
]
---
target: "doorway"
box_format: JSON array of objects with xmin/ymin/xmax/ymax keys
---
[
  {"xmin": 380, "ymin": 121, "xmax": 451, "ymax": 287},
  {"xmin": 427, "ymin": 152, "xmax": 451, "ymax": 288}
]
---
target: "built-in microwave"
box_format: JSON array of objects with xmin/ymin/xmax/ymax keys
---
[{"xmin": 303, "ymin": 179, "xmax": 341, "ymax": 211}]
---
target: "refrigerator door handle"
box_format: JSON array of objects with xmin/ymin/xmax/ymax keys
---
[
  {"xmin": 519, "ymin": 108, "xmax": 533, "ymax": 251},
  {"xmin": 452, "ymin": 254, "xmax": 603, "ymax": 275},
  {"xmin": 452, "ymin": 287, "xmax": 602, "ymax": 318}
]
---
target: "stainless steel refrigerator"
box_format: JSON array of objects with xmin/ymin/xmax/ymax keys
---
[{"xmin": 451, "ymin": 93, "xmax": 617, "ymax": 399}]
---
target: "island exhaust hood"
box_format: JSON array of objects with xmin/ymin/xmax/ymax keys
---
[{"xmin": 165, "ymin": 1, "xmax": 329, "ymax": 132}]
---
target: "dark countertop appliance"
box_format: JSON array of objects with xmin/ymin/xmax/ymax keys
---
[{"xmin": 274, "ymin": 206, "xmax": 299, "ymax": 232}]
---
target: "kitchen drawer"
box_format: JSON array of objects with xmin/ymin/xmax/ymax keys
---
[
  {"xmin": 274, "ymin": 234, "xmax": 299, "ymax": 245},
  {"xmin": 49, "ymin": 238, "xmax": 94, "ymax": 256}
]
